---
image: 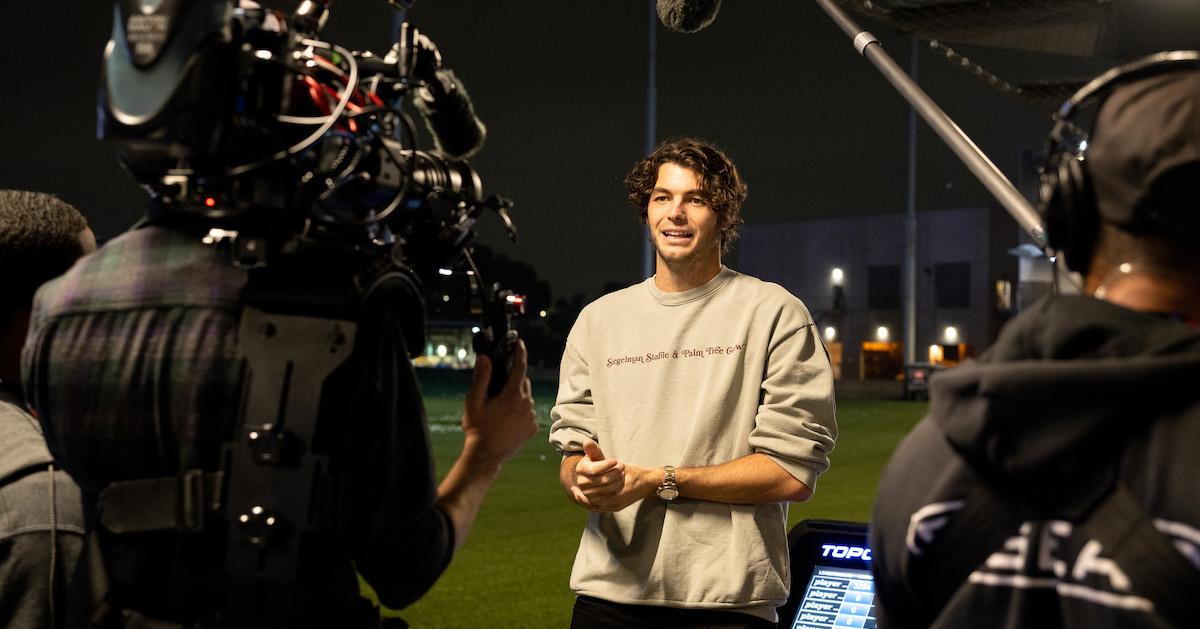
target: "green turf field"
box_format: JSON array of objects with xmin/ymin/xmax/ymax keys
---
[{"xmin": 377, "ymin": 374, "xmax": 927, "ymax": 627}]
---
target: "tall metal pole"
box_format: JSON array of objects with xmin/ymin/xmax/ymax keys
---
[
  {"xmin": 812, "ymin": 0, "xmax": 1048, "ymax": 249},
  {"xmin": 904, "ymin": 37, "xmax": 918, "ymax": 365},
  {"xmin": 642, "ymin": 0, "xmax": 658, "ymax": 279}
]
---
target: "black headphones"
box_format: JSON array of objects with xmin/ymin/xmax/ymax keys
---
[{"xmin": 1038, "ymin": 50, "xmax": 1200, "ymax": 274}]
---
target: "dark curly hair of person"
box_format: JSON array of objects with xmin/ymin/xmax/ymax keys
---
[
  {"xmin": 0, "ymin": 190, "xmax": 89, "ymax": 308},
  {"xmin": 624, "ymin": 137, "xmax": 747, "ymax": 253}
]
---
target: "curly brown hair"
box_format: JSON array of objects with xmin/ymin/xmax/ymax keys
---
[{"xmin": 624, "ymin": 137, "xmax": 747, "ymax": 253}]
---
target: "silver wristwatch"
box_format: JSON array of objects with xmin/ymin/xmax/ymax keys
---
[{"xmin": 656, "ymin": 465, "xmax": 678, "ymax": 501}]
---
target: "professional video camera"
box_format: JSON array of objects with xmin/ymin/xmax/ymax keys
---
[{"xmin": 99, "ymin": 0, "xmax": 521, "ymax": 384}]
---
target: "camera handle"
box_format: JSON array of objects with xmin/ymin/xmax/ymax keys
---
[{"xmin": 462, "ymin": 248, "xmax": 524, "ymax": 398}]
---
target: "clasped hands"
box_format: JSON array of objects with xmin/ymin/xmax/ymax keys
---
[{"xmin": 566, "ymin": 438, "xmax": 660, "ymax": 512}]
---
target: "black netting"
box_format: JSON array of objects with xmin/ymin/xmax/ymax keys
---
[{"xmin": 835, "ymin": 0, "xmax": 1200, "ymax": 112}]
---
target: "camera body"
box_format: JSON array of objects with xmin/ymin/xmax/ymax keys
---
[
  {"xmin": 99, "ymin": 0, "xmax": 520, "ymax": 381},
  {"xmin": 101, "ymin": 0, "xmax": 503, "ymax": 245}
]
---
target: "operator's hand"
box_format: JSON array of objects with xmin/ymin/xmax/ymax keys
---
[
  {"xmin": 566, "ymin": 439, "xmax": 656, "ymax": 512},
  {"xmin": 461, "ymin": 340, "xmax": 537, "ymax": 465}
]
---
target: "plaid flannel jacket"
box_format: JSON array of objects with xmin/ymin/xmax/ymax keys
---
[{"xmin": 22, "ymin": 225, "xmax": 452, "ymax": 620}]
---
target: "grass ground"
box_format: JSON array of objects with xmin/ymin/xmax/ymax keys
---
[{"xmin": 378, "ymin": 373, "xmax": 927, "ymax": 627}]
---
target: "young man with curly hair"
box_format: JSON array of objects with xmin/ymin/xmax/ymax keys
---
[{"xmin": 550, "ymin": 138, "xmax": 838, "ymax": 628}]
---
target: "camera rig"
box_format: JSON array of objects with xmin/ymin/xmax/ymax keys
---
[
  {"xmin": 100, "ymin": 0, "xmax": 520, "ymax": 349},
  {"xmin": 91, "ymin": 1, "xmax": 525, "ymax": 624}
]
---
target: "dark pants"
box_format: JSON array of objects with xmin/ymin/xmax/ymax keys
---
[{"xmin": 570, "ymin": 595, "xmax": 775, "ymax": 629}]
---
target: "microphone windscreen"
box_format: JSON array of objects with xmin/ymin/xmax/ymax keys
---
[{"xmin": 656, "ymin": 0, "xmax": 722, "ymax": 33}]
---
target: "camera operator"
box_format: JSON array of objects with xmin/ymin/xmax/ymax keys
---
[
  {"xmin": 870, "ymin": 62, "xmax": 1200, "ymax": 628},
  {"xmin": 23, "ymin": 206, "xmax": 536, "ymax": 629},
  {"xmin": 21, "ymin": 5, "xmax": 537, "ymax": 627},
  {"xmin": 0, "ymin": 190, "xmax": 94, "ymax": 628}
]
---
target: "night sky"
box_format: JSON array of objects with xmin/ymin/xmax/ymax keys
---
[{"xmin": 1, "ymin": 1, "xmax": 1053, "ymax": 301}]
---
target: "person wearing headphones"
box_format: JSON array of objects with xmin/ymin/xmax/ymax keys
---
[{"xmin": 870, "ymin": 54, "xmax": 1200, "ymax": 628}]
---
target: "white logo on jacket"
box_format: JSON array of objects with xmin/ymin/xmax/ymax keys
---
[{"xmin": 907, "ymin": 502, "xmax": 1200, "ymax": 612}]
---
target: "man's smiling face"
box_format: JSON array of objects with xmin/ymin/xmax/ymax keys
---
[{"xmin": 646, "ymin": 162, "xmax": 721, "ymax": 271}]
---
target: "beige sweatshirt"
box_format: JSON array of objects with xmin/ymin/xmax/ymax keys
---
[{"xmin": 549, "ymin": 266, "xmax": 837, "ymax": 621}]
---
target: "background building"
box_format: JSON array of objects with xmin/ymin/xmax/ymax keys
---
[{"xmin": 738, "ymin": 206, "xmax": 1021, "ymax": 379}]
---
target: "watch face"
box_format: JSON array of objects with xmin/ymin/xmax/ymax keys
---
[{"xmin": 658, "ymin": 487, "xmax": 679, "ymax": 501}]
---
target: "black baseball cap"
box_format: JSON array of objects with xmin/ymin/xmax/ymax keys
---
[{"xmin": 1089, "ymin": 69, "xmax": 1200, "ymax": 236}]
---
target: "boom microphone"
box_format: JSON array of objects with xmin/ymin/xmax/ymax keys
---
[{"xmin": 656, "ymin": 0, "xmax": 722, "ymax": 33}]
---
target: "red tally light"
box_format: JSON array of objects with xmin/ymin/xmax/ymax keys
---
[
  {"xmin": 505, "ymin": 294, "xmax": 527, "ymax": 314},
  {"xmin": 204, "ymin": 197, "xmax": 217, "ymax": 208}
]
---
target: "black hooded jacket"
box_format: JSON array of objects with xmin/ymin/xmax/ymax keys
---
[{"xmin": 870, "ymin": 295, "xmax": 1200, "ymax": 628}]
